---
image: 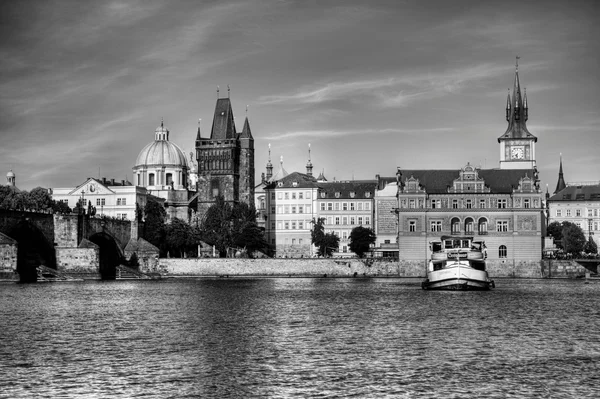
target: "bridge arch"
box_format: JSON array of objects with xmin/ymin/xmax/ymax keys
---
[
  {"xmin": 8, "ymin": 218, "xmax": 56, "ymax": 283},
  {"xmin": 89, "ymin": 232, "xmax": 124, "ymax": 280}
]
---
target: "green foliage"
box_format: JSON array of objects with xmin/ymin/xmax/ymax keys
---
[
  {"xmin": 349, "ymin": 226, "xmax": 376, "ymax": 258},
  {"xmin": 310, "ymin": 217, "xmax": 339, "ymax": 257},
  {"xmin": 164, "ymin": 218, "xmax": 201, "ymax": 258},
  {"xmin": 561, "ymin": 223, "xmax": 586, "ymax": 254},
  {"xmin": 0, "ymin": 186, "xmax": 70, "ymax": 213},
  {"xmin": 201, "ymin": 196, "xmax": 269, "ymax": 258},
  {"xmin": 143, "ymin": 197, "xmax": 167, "ymax": 253},
  {"xmin": 584, "ymin": 236, "xmax": 598, "ymax": 255},
  {"xmin": 546, "ymin": 221, "xmax": 563, "ymax": 242}
]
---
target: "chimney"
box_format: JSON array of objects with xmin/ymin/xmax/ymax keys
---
[
  {"xmin": 102, "ymin": 177, "xmax": 106, "ymax": 184},
  {"xmin": 121, "ymin": 180, "xmax": 125, "ymax": 186},
  {"xmin": 111, "ymin": 178, "xmax": 115, "ymax": 185}
]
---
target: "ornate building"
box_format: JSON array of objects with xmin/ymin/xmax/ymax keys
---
[
  {"xmin": 374, "ymin": 60, "xmax": 544, "ymax": 265},
  {"xmin": 196, "ymin": 95, "xmax": 255, "ymax": 219},
  {"xmin": 133, "ymin": 120, "xmax": 193, "ymax": 221}
]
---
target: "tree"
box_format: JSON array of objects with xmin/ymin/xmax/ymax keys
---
[
  {"xmin": 547, "ymin": 221, "xmax": 563, "ymax": 243},
  {"xmin": 143, "ymin": 197, "xmax": 167, "ymax": 254},
  {"xmin": 562, "ymin": 223, "xmax": 586, "ymax": 254},
  {"xmin": 29, "ymin": 187, "xmax": 53, "ymax": 211},
  {"xmin": 349, "ymin": 226, "xmax": 376, "ymax": 258},
  {"xmin": 583, "ymin": 236, "xmax": 598, "ymax": 255},
  {"xmin": 201, "ymin": 196, "xmax": 269, "ymax": 257},
  {"xmin": 164, "ymin": 218, "xmax": 200, "ymax": 258},
  {"xmin": 310, "ymin": 217, "xmax": 339, "ymax": 257}
]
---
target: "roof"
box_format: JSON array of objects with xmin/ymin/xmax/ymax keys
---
[
  {"xmin": 239, "ymin": 117, "xmax": 252, "ymax": 139},
  {"xmin": 548, "ymin": 184, "xmax": 600, "ymax": 202},
  {"xmin": 497, "ymin": 65, "xmax": 536, "ymax": 143},
  {"xmin": 386, "ymin": 168, "xmax": 537, "ymax": 194},
  {"xmin": 134, "ymin": 140, "xmax": 188, "ymax": 168},
  {"xmin": 210, "ymin": 98, "xmax": 237, "ymax": 140},
  {"xmin": 266, "ymin": 171, "xmax": 319, "ymax": 189},
  {"xmin": 318, "ymin": 180, "xmax": 378, "ymax": 199}
]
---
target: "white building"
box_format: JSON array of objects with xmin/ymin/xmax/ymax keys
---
[{"xmin": 52, "ymin": 178, "xmax": 148, "ymax": 220}]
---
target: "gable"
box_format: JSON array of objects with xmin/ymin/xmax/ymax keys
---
[{"xmin": 68, "ymin": 178, "xmax": 115, "ymax": 196}]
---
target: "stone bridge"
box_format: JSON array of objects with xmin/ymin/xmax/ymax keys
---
[{"xmin": 0, "ymin": 210, "xmax": 158, "ymax": 282}]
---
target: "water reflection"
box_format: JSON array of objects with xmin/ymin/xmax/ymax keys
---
[{"xmin": 1, "ymin": 278, "xmax": 600, "ymax": 398}]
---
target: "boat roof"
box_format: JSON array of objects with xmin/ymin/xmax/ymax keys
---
[{"xmin": 440, "ymin": 235, "xmax": 473, "ymax": 241}]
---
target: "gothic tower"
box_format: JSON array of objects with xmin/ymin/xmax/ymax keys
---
[
  {"xmin": 196, "ymin": 93, "xmax": 255, "ymax": 219},
  {"xmin": 498, "ymin": 57, "xmax": 537, "ymax": 170},
  {"xmin": 554, "ymin": 154, "xmax": 567, "ymax": 194}
]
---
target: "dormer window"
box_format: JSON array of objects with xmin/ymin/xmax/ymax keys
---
[
  {"xmin": 335, "ymin": 192, "xmax": 340, "ymax": 198},
  {"xmin": 292, "ymin": 181, "xmax": 298, "ymax": 187},
  {"xmin": 320, "ymin": 192, "xmax": 326, "ymax": 198},
  {"xmin": 277, "ymin": 182, "xmax": 283, "ymax": 187},
  {"xmin": 365, "ymin": 192, "xmax": 371, "ymax": 198},
  {"xmin": 350, "ymin": 192, "xmax": 355, "ymax": 198}
]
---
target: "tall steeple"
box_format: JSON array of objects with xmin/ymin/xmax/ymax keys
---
[
  {"xmin": 306, "ymin": 143, "xmax": 313, "ymax": 176},
  {"xmin": 266, "ymin": 144, "xmax": 273, "ymax": 180},
  {"xmin": 498, "ymin": 57, "xmax": 537, "ymax": 170},
  {"xmin": 554, "ymin": 154, "xmax": 567, "ymax": 194}
]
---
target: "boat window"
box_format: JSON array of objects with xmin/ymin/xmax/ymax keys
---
[
  {"xmin": 444, "ymin": 240, "xmax": 453, "ymax": 249},
  {"xmin": 461, "ymin": 239, "xmax": 470, "ymax": 248},
  {"xmin": 431, "ymin": 242, "xmax": 442, "ymax": 252}
]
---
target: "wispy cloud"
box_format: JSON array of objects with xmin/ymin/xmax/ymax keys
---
[
  {"xmin": 258, "ymin": 63, "xmax": 515, "ymax": 108},
  {"xmin": 263, "ymin": 127, "xmax": 457, "ymax": 141}
]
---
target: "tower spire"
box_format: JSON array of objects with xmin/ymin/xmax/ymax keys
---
[
  {"xmin": 506, "ymin": 88, "xmax": 511, "ymax": 121},
  {"xmin": 306, "ymin": 143, "xmax": 313, "ymax": 176},
  {"xmin": 554, "ymin": 153, "xmax": 567, "ymax": 194},
  {"xmin": 266, "ymin": 143, "xmax": 273, "ymax": 180}
]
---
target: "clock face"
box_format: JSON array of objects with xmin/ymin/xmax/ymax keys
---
[{"xmin": 511, "ymin": 146, "xmax": 524, "ymax": 160}]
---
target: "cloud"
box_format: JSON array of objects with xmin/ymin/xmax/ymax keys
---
[
  {"xmin": 258, "ymin": 63, "xmax": 513, "ymax": 108},
  {"xmin": 263, "ymin": 127, "xmax": 457, "ymax": 141}
]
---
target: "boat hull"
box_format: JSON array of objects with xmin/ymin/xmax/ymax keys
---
[{"xmin": 422, "ymin": 263, "xmax": 494, "ymax": 291}]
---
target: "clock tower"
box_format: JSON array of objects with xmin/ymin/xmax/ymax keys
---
[{"xmin": 498, "ymin": 57, "xmax": 537, "ymax": 170}]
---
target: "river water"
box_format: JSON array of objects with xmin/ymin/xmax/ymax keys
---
[{"xmin": 1, "ymin": 277, "xmax": 600, "ymax": 398}]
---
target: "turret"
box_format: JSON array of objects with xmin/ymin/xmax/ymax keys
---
[
  {"xmin": 306, "ymin": 143, "xmax": 313, "ymax": 176},
  {"xmin": 266, "ymin": 144, "xmax": 273, "ymax": 181}
]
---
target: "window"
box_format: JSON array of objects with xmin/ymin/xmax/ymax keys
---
[
  {"xmin": 365, "ymin": 216, "xmax": 370, "ymax": 225},
  {"xmin": 166, "ymin": 173, "xmax": 173, "ymax": 186},
  {"xmin": 431, "ymin": 199, "xmax": 441, "ymax": 209},
  {"xmin": 284, "ymin": 206, "xmax": 289, "ymax": 213},
  {"xmin": 342, "ymin": 231, "xmax": 348, "ymax": 239},
  {"xmin": 291, "ymin": 222, "xmax": 296, "ymax": 229},
  {"xmin": 291, "ymin": 206, "xmax": 296, "ymax": 214},
  {"xmin": 497, "ymin": 199, "xmax": 507, "ymax": 209},
  {"xmin": 524, "ymin": 199, "xmax": 530, "ymax": 209},
  {"xmin": 365, "ymin": 202, "xmax": 370, "ymax": 211},
  {"xmin": 298, "ymin": 206, "xmax": 303, "ymax": 214},
  {"xmin": 284, "ymin": 222, "xmax": 289, "ymax": 229},
  {"xmin": 271, "ymin": 222, "xmax": 275, "ymax": 230},
  {"xmin": 576, "ymin": 209, "xmax": 581, "ymax": 217},
  {"xmin": 149, "ymin": 174, "xmax": 155, "ymax": 186},
  {"xmin": 298, "ymin": 221, "xmax": 304, "ymax": 229},
  {"xmin": 327, "ymin": 203, "xmax": 333, "ymax": 211},
  {"xmin": 343, "ymin": 203, "xmax": 348, "ymax": 211},
  {"xmin": 271, "ymin": 192, "xmax": 275, "ymax": 200},
  {"xmin": 277, "ymin": 206, "xmax": 283, "ymax": 214},
  {"xmin": 588, "ymin": 209, "xmax": 593, "ymax": 217},
  {"xmin": 306, "ymin": 191, "xmax": 311, "ymax": 199},
  {"xmin": 465, "ymin": 219, "xmax": 474, "ymax": 234},
  {"xmin": 466, "ymin": 199, "xmax": 472, "ymax": 209},
  {"xmin": 277, "ymin": 222, "xmax": 282, "ymax": 230},
  {"xmin": 321, "ymin": 203, "xmax": 326, "ymax": 211},
  {"xmin": 409, "ymin": 220, "xmax": 416, "ymax": 232},
  {"xmin": 277, "ymin": 192, "xmax": 283, "ymax": 200},
  {"xmin": 357, "ymin": 203, "xmax": 363, "ymax": 211},
  {"xmin": 96, "ymin": 198, "xmax": 106, "ymax": 206},
  {"xmin": 342, "ymin": 246, "xmax": 347, "ymax": 253},
  {"xmin": 566, "ymin": 209, "xmax": 571, "ymax": 217},
  {"xmin": 556, "ymin": 209, "xmax": 562, "ymax": 217},
  {"xmin": 271, "ymin": 206, "xmax": 275, "ymax": 214},
  {"xmin": 452, "ymin": 199, "xmax": 459, "ymax": 209},
  {"xmin": 350, "ymin": 202, "xmax": 355, "ymax": 211},
  {"xmin": 350, "ymin": 216, "xmax": 356, "ymax": 225},
  {"xmin": 334, "ymin": 203, "xmax": 340, "ymax": 211},
  {"xmin": 451, "ymin": 218, "xmax": 460, "ymax": 234},
  {"xmin": 291, "ymin": 192, "xmax": 296, "ymax": 200},
  {"xmin": 478, "ymin": 219, "xmax": 488, "ymax": 234},
  {"xmin": 430, "ymin": 221, "xmax": 442, "ymax": 232},
  {"xmin": 496, "ymin": 221, "xmax": 508, "ymax": 232},
  {"xmin": 284, "ymin": 192, "xmax": 289, "ymax": 200},
  {"xmin": 342, "ymin": 216, "xmax": 348, "ymax": 225},
  {"xmin": 299, "ymin": 192, "xmax": 303, "ymax": 200},
  {"xmin": 499, "ymin": 245, "xmax": 507, "ymax": 258},
  {"xmin": 292, "ymin": 238, "xmax": 296, "ymax": 245},
  {"xmin": 479, "ymin": 199, "xmax": 486, "ymax": 209},
  {"xmin": 595, "ymin": 209, "xmax": 598, "ymax": 217},
  {"xmin": 384, "ymin": 240, "xmax": 391, "ymax": 244},
  {"xmin": 335, "ymin": 217, "xmax": 340, "ymax": 225},
  {"xmin": 299, "ymin": 239, "xmax": 303, "ymax": 245},
  {"xmin": 306, "ymin": 205, "xmax": 311, "ymax": 213},
  {"xmin": 117, "ymin": 198, "xmax": 126, "ymax": 206}
]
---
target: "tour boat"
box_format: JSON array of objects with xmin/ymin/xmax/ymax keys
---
[{"xmin": 421, "ymin": 236, "xmax": 495, "ymax": 290}]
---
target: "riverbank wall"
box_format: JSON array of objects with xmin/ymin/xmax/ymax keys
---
[{"xmin": 157, "ymin": 258, "xmax": 593, "ymax": 279}]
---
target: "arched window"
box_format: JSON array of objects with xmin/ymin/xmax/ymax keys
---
[
  {"xmin": 499, "ymin": 245, "xmax": 507, "ymax": 258},
  {"xmin": 478, "ymin": 218, "xmax": 488, "ymax": 235},
  {"xmin": 464, "ymin": 218, "xmax": 474, "ymax": 234},
  {"xmin": 451, "ymin": 217, "xmax": 460, "ymax": 234},
  {"xmin": 149, "ymin": 173, "xmax": 155, "ymax": 186}
]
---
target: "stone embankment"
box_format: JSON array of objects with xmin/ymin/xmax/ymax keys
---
[{"xmin": 158, "ymin": 258, "xmax": 594, "ymax": 279}]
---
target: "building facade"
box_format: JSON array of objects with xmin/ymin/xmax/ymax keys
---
[
  {"xmin": 384, "ymin": 61, "xmax": 544, "ymax": 264},
  {"xmin": 317, "ymin": 180, "xmax": 377, "ymax": 257},
  {"xmin": 52, "ymin": 177, "xmax": 148, "ymax": 220},
  {"xmin": 196, "ymin": 97, "xmax": 255, "ymax": 220}
]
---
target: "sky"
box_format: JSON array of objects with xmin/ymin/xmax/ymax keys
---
[{"xmin": 1, "ymin": 0, "xmax": 599, "ymax": 192}]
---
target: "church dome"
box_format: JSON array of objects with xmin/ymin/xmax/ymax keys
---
[
  {"xmin": 134, "ymin": 121, "xmax": 188, "ymax": 169},
  {"xmin": 6, "ymin": 170, "xmax": 15, "ymax": 178}
]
